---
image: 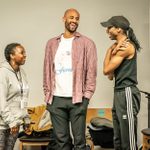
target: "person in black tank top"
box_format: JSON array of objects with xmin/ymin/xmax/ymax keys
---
[
  {"xmin": 101, "ymin": 16, "xmax": 141, "ymax": 150},
  {"xmin": 114, "ymin": 51, "xmax": 138, "ymax": 89}
]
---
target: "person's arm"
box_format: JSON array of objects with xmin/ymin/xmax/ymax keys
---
[
  {"xmin": 103, "ymin": 43, "xmax": 117, "ymax": 78},
  {"xmin": 112, "ymin": 39, "xmax": 129, "ymax": 55},
  {"xmin": 0, "ymin": 71, "xmax": 19, "ymax": 133},
  {"xmin": 103, "ymin": 42, "xmax": 135, "ymax": 76},
  {"xmin": 43, "ymin": 42, "xmax": 51, "ymax": 102},
  {"xmin": 103, "ymin": 45, "xmax": 114, "ymax": 75},
  {"xmin": 0, "ymin": 72, "xmax": 7, "ymax": 116},
  {"xmin": 84, "ymin": 41, "xmax": 97, "ymax": 100}
]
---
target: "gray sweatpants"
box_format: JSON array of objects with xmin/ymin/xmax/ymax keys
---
[
  {"xmin": 0, "ymin": 128, "xmax": 18, "ymax": 150},
  {"xmin": 112, "ymin": 86, "xmax": 141, "ymax": 150}
]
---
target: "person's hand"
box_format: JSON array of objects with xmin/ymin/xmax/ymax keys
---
[
  {"xmin": 23, "ymin": 124, "xmax": 31, "ymax": 133},
  {"xmin": 107, "ymin": 42, "xmax": 117, "ymax": 53},
  {"xmin": 112, "ymin": 40, "xmax": 129, "ymax": 55},
  {"xmin": 107, "ymin": 73, "xmax": 114, "ymax": 80},
  {"xmin": 10, "ymin": 125, "xmax": 20, "ymax": 135}
]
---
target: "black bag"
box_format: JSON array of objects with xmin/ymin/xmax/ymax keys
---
[
  {"xmin": 31, "ymin": 129, "xmax": 51, "ymax": 137},
  {"xmin": 88, "ymin": 117, "xmax": 114, "ymax": 148}
]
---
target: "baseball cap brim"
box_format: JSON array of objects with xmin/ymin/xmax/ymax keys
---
[{"xmin": 100, "ymin": 21, "xmax": 112, "ymax": 27}]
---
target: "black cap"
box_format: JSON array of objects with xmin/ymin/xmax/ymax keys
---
[{"xmin": 101, "ymin": 16, "xmax": 130, "ymax": 30}]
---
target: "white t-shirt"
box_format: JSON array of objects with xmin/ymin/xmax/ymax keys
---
[{"xmin": 53, "ymin": 35, "xmax": 74, "ymax": 97}]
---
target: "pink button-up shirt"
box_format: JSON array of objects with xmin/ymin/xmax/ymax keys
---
[{"xmin": 43, "ymin": 32, "xmax": 97, "ymax": 104}]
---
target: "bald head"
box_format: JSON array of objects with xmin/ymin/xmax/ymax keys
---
[{"xmin": 64, "ymin": 8, "xmax": 80, "ymax": 18}]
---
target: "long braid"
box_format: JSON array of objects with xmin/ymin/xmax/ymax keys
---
[{"xmin": 127, "ymin": 27, "xmax": 141, "ymax": 51}]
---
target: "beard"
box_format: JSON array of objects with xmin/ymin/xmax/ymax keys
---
[{"xmin": 65, "ymin": 21, "xmax": 78, "ymax": 33}]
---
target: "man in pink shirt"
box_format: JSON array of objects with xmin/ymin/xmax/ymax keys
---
[{"xmin": 43, "ymin": 8, "xmax": 97, "ymax": 150}]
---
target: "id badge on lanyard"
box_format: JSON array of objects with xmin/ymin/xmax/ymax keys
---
[
  {"xmin": 21, "ymin": 99, "xmax": 28, "ymax": 109},
  {"xmin": 15, "ymin": 70, "xmax": 28, "ymax": 109}
]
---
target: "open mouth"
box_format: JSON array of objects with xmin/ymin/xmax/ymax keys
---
[{"xmin": 70, "ymin": 23, "xmax": 77, "ymax": 29}]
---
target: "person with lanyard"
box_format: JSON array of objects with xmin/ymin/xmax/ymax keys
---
[
  {"xmin": 0, "ymin": 43, "xmax": 30, "ymax": 150},
  {"xmin": 101, "ymin": 16, "xmax": 141, "ymax": 150},
  {"xmin": 43, "ymin": 8, "xmax": 97, "ymax": 150}
]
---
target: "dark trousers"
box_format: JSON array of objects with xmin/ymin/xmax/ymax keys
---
[
  {"xmin": 47, "ymin": 96, "xmax": 89, "ymax": 150},
  {"xmin": 0, "ymin": 128, "xmax": 18, "ymax": 150},
  {"xmin": 112, "ymin": 86, "xmax": 141, "ymax": 150}
]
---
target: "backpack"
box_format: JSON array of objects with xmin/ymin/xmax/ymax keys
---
[{"xmin": 88, "ymin": 117, "xmax": 114, "ymax": 148}]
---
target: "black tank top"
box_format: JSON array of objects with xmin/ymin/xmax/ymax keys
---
[{"xmin": 114, "ymin": 51, "xmax": 138, "ymax": 89}]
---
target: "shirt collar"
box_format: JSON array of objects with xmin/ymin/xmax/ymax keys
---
[{"xmin": 56, "ymin": 32, "xmax": 81, "ymax": 40}]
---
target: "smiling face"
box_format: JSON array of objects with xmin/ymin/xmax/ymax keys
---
[
  {"xmin": 106, "ymin": 26, "xmax": 119, "ymax": 40},
  {"xmin": 63, "ymin": 9, "xmax": 80, "ymax": 33},
  {"xmin": 11, "ymin": 45, "xmax": 26, "ymax": 66}
]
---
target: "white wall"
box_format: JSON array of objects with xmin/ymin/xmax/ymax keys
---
[{"xmin": 0, "ymin": 0, "xmax": 149, "ymax": 149}]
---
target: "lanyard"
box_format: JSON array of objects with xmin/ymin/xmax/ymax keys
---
[{"xmin": 14, "ymin": 70, "xmax": 23, "ymax": 98}]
